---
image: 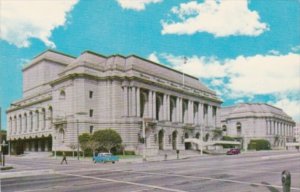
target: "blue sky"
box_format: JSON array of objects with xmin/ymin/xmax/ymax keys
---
[{"xmin": 0, "ymin": 0, "xmax": 300, "ymax": 129}]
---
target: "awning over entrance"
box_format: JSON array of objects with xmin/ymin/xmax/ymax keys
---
[{"xmin": 184, "ymin": 138, "xmax": 241, "ymax": 147}]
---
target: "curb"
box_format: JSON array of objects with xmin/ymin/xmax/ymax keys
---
[
  {"xmin": 0, "ymin": 169, "xmax": 54, "ymax": 179},
  {"xmin": 261, "ymin": 153, "xmax": 300, "ymax": 160}
]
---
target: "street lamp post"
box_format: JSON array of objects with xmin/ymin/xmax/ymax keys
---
[
  {"xmin": 142, "ymin": 119, "xmax": 146, "ymax": 161},
  {"xmin": 76, "ymin": 112, "xmax": 87, "ymax": 160}
]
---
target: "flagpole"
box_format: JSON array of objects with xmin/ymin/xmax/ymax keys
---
[{"xmin": 182, "ymin": 57, "xmax": 187, "ymax": 88}]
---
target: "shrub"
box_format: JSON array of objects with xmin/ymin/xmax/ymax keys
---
[
  {"xmin": 221, "ymin": 136, "xmax": 236, "ymax": 148},
  {"xmin": 248, "ymin": 139, "xmax": 271, "ymax": 150}
]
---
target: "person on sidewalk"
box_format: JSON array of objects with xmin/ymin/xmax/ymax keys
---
[{"xmin": 61, "ymin": 152, "xmax": 68, "ymax": 164}]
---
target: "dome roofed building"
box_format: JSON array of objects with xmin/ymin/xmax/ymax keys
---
[{"xmin": 221, "ymin": 103, "xmax": 295, "ymax": 150}]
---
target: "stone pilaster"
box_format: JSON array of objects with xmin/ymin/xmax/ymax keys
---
[
  {"xmin": 123, "ymin": 86, "xmax": 128, "ymax": 116},
  {"xmin": 152, "ymin": 91, "xmax": 156, "ymax": 119},
  {"xmin": 136, "ymin": 87, "xmax": 140, "ymax": 117}
]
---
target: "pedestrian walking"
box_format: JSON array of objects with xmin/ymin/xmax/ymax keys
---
[{"xmin": 61, "ymin": 152, "xmax": 67, "ymax": 164}]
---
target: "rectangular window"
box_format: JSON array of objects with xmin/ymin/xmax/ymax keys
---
[
  {"xmin": 90, "ymin": 126, "xmax": 94, "ymax": 134},
  {"xmin": 89, "ymin": 109, "xmax": 93, "ymax": 117},
  {"xmin": 89, "ymin": 91, "xmax": 93, "ymax": 99}
]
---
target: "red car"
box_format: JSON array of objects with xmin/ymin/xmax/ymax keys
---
[{"xmin": 226, "ymin": 148, "xmax": 240, "ymax": 155}]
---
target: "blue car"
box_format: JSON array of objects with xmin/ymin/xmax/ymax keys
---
[{"xmin": 93, "ymin": 153, "xmax": 119, "ymax": 164}]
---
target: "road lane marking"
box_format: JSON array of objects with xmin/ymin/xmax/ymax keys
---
[
  {"xmin": 56, "ymin": 172, "xmax": 187, "ymax": 192},
  {"xmin": 119, "ymin": 170, "xmax": 300, "ymax": 191}
]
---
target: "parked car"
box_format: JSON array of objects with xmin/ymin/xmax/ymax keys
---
[
  {"xmin": 226, "ymin": 148, "xmax": 240, "ymax": 155},
  {"xmin": 93, "ymin": 153, "xmax": 119, "ymax": 163}
]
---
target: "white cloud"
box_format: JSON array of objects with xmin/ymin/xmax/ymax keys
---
[
  {"xmin": 227, "ymin": 53, "xmax": 300, "ymax": 94},
  {"xmin": 1, "ymin": 0, "xmax": 79, "ymax": 48},
  {"xmin": 162, "ymin": 52, "xmax": 300, "ymax": 121},
  {"xmin": 272, "ymin": 98, "xmax": 300, "ymax": 122},
  {"xmin": 292, "ymin": 45, "xmax": 300, "ymax": 53},
  {"xmin": 117, "ymin": 0, "xmax": 162, "ymax": 11},
  {"xmin": 148, "ymin": 52, "xmax": 160, "ymax": 63},
  {"xmin": 163, "ymin": 54, "xmax": 227, "ymax": 78},
  {"xmin": 161, "ymin": 0, "xmax": 268, "ymax": 37},
  {"xmin": 163, "ymin": 52, "xmax": 300, "ymax": 95}
]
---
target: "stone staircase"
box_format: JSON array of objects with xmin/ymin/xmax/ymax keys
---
[{"xmin": 20, "ymin": 152, "xmax": 52, "ymax": 158}]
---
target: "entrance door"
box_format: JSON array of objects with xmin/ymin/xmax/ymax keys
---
[
  {"xmin": 172, "ymin": 131, "xmax": 177, "ymax": 150},
  {"xmin": 158, "ymin": 130, "xmax": 164, "ymax": 150},
  {"xmin": 184, "ymin": 133, "xmax": 191, "ymax": 150}
]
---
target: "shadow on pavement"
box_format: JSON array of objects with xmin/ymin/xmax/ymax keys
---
[{"xmin": 261, "ymin": 182, "xmax": 280, "ymax": 192}]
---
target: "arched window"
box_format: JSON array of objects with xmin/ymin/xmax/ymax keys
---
[
  {"xmin": 59, "ymin": 90, "xmax": 66, "ymax": 100},
  {"xmin": 42, "ymin": 108, "xmax": 46, "ymax": 129},
  {"xmin": 36, "ymin": 110, "xmax": 39, "ymax": 130},
  {"xmin": 30, "ymin": 111, "xmax": 33, "ymax": 131},
  {"xmin": 24, "ymin": 113, "xmax": 27, "ymax": 132},
  {"xmin": 236, "ymin": 122, "xmax": 242, "ymax": 136},
  {"xmin": 19, "ymin": 114, "xmax": 22, "ymax": 133},
  {"xmin": 222, "ymin": 125, "xmax": 227, "ymax": 132}
]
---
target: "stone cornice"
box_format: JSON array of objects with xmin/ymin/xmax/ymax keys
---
[
  {"xmin": 49, "ymin": 72, "xmax": 222, "ymax": 104},
  {"xmin": 7, "ymin": 96, "xmax": 52, "ymax": 113}
]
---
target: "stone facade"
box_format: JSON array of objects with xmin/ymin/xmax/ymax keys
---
[
  {"xmin": 294, "ymin": 123, "xmax": 300, "ymax": 142},
  {"xmin": 7, "ymin": 50, "xmax": 222, "ymax": 155},
  {"xmin": 221, "ymin": 103, "xmax": 295, "ymax": 150}
]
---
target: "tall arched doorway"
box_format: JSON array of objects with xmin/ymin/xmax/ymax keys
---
[
  {"xmin": 172, "ymin": 131, "xmax": 177, "ymax": 150},
  {"xmin": 158, "ymin": 129, "xmax": 164, "ymax": 150},
  {"xmin": 184, "ymin": 132, "xmax": 191, "ymax": 150}
]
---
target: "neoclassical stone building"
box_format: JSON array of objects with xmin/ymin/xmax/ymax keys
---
[
  {"xmin": 221, "ymin": 103, "xmax": 295, "ymax": 149},
  {"xmin": 7, "ymin": 50, "xmax": 222, "ymax": 155}
]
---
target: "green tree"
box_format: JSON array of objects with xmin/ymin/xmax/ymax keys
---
[
  {"xmin": 79, "ymin": 133, "xmax": 91, "ymax": 158},
  {"xmin": 86, "ymin": 140, "xmax": 99, "ymax": 157},
  {"xmin": 92, "ymin": 129, "xmax": 122, "ymax": 153}
]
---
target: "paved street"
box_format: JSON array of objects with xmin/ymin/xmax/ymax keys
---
[{"xmin": 1, "ymin": 151, "xmax": 300, "ymax": 192}]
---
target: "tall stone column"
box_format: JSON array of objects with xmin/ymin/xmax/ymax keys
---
[
  {"xmin": 152, "ymin": 91, "xmax": 156, "ymax": 120},
  {"xmin": 166, "ymin": 95, "xmax": 170, "ymax": 121},
  {"xmin": 123, "ymin": 86, "xmax": 128, "ymax": 117},
  {"xmin": 198, "ymin": 103, "xmax": 203, "ymax": 126},
  {"xmin": 148, "ymin": 90, "xmax": 153, "ymax": 119},
  {"xmin": 266, "ymin": 119, "xmax": 270, "ymax": 135},
  {"xmin": 208, "ymin": 105, "xmax": 212, "ymax": 127},
  {"xmin": 179, "ymin": 98, "xmax": 182, "ymax": 123},
  {"xmin": 136, "ymin": 87, "xmax": 140, "ymax": 117},
  {"xmin": 188, "ymin": 100, "xmax": 194, "ymax": 124},
  {"xmin": 176, "ymin": 97, "xmax": 180, "ymax": 122},
  {"xmin": 132, "ymin": 87, "xmax": 137, "ymax": 116}
]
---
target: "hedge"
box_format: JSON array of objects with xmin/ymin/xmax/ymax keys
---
[
  {"xmin": 248, "ymin": 139, "xmax": 271, "ymax": 150},
  {"xmin": 221, "ymin": 136, "xmax": 236, "ymax": 148}
]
